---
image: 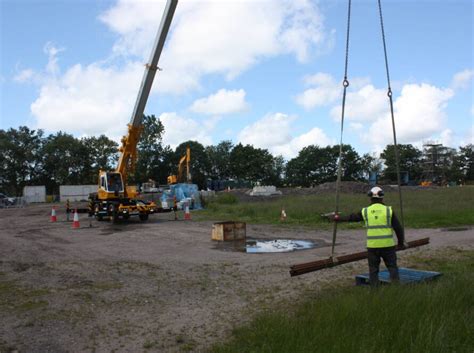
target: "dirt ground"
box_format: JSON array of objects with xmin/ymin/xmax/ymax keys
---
[{"xmin": 0, "ymin": 203, "xmax": 472, "ymax": 353}]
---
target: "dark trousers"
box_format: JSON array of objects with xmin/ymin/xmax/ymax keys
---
[{"xmin": 367, "ymin": 247, "xmax": 399, "ymax": 286}]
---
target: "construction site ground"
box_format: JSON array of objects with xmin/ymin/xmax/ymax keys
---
[{"xmin": 0, "ymin": 203, "xmax": 473, "ymax": 353}]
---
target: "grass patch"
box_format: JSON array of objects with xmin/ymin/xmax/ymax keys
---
[
  {"xmin": 210, "ymin": 250, "xmax": 474, "ymax": 353},
  {"xmin": 16, "ymin": 299, "xmax": 48, "ymax": 311},
  {"xmin": 197, "ymin": 187, "xmax": 474, "ymax": 228},
  {"xmin": 0, "ymin": 279, "xmax": 51, "ymax": 312}
]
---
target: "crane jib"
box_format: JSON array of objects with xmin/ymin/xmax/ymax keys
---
[{"xmin": 129, "ymin": 0, "xmax": 178, "ymax": 128}]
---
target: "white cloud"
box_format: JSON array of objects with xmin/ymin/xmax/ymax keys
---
[
  {"xmin": 450, "ymin": 69, "xmax": 473, "ymax": 90},
  {"xmin": 438, "ymin": 129, "xmax": 454, "ymax": 147},
  {"xmin": 349, "ymin": 122, "xmax": 363, "ymax": 131},
  {"xmin": 363, "ymin": 83, "xmax": 454, "ymax": 146},
  {"xmin": 272, "ymin": 127, "xmax": 334, "ymax": 158},
  {"xmin": 13, "ymin": 69, "xmax": 35, "ymax": 83},
  {"xmin": 31, "ymin": 62, "xmax": 144, "ymax": 138},
  {"xmin": 330, "ymin": 84, "xmax": 388, "ymax": 122},
  {"xmin": 295, "ymin": 73, "xmax": 373, "ymax": 110},
  {"xmin": 100, "ymin": 0, "xmax": 330, "ymax": 94},
  {"xmin": 295, "ymin": 72, "xmax": 339, "ymax": 109},
  {"xmin": 310, "ymin": 72, "xmax": 458, "ymax": 149},
  {"xmin": 43, "ymin": 42, "xmax": 64, "ymax": 76},
  {"xmin": 190, "ymin": 89, "xmax": 248, "ymax": 115},
  {"xmin": 23, "ymin": 0, "xmax": 331, "ymax": 137},
  {"xmin": 14, "ymin": 42, "xmax": 64, "ymax": 84},
  {"xmin": 239, "ymin": 113, "xmax": 295, "ymax": 148},
  {"xmin": 238, "ymin": 112, "xmax": 333, "ymax": 159},
  {"xmin": 158, "ymin": 112, "xmax": 213, "ymax": 148}
]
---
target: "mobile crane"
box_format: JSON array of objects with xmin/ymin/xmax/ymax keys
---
[
  {"xmin": 89, "ymin": 0, "xmax": 178, "ymax": 222},
  {"xmin": 167, "ymin": 146, "xmax": 191, "ymax": 184}
]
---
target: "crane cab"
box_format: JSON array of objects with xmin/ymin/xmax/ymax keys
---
[{"xmin": 98, "ymin": 171, "xmax": 125, "ymax": 199}]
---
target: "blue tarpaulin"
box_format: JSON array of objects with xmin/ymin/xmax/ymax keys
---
[{"xmin": 161, "ymin": 183, "xmax": 202, "ymax": 209}]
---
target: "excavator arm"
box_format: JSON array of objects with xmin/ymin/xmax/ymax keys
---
[{"xmin": 168, "ymin": 146, "xmax": 191, "ymax": 184}]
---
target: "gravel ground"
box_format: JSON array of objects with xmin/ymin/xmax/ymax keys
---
[{"xmin": 0, "ymin": 203, "xmax": 472, "ymax": 353}]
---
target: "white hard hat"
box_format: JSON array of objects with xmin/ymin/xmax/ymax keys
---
[{"xmin": 368, "ymin": 186, "xmax": 384, "ymax": 198}]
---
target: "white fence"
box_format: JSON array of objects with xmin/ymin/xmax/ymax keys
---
[
  {"xmin": 60, "ymin": 185, "xmax": 96, "ymax": 202},
  {"xmin": 0, "ymin": 197, "xmax": 26, "ymax": 208}
]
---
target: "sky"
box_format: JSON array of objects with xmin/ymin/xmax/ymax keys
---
[{"xmin": 1, "ymin": 0, "xmax": 473, "ymax": 159}]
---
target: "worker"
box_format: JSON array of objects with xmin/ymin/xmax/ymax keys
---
[
  {"xmin": 330, "ymin": 186, "xmax": 408, "ymax": 286},
  {"xmin": 173, "ymin": 196, "xmax": 178, "ymax": 221}
]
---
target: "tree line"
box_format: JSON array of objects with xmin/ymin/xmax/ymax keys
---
[{"xmin": 1, "ymin": 115, "xmax": 473, "ymax": 195}]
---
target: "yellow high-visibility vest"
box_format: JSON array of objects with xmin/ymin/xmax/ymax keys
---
[{"xmin": 361, "ymin": 203, "xmax": 395, "ymax": 248}]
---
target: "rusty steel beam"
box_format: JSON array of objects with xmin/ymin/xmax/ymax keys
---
[{"xmin": 290, "ymin": 237, "xmax": 430, "ymax": 277}]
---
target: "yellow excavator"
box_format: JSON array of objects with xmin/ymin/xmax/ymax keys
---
[
  {"xmin": 89, "ymin": 0, "xmax": 178, "ymax": 222},
  {"xmin": 167, "ymin": 147, "xmax": 191, "ymax": 184}
]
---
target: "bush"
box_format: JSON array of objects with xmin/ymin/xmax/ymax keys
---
[{"xmin": 214, "ymin": 193, "xmax": 238, "ymax": 205}]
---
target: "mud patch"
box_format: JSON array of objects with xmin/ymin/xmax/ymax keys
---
[{"xmin": 440, "ymin": 227, "xmax": 471, "ymax": 232}]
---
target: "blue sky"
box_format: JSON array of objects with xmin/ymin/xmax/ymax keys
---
[{"xmin": 1, "ymin": 0, "xmax": 472, "ymax": 158}]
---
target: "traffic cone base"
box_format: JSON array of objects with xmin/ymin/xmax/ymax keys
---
[
  {"xmin": 50, "ymin": 206, "xmax": 57, "ymax": 222},
  {"xmin": 184, "ymin": 204, "xmax": 191, "ymax": 220},
  {"xmin": 72, "ymin": 209, "xmax": 80, "ymax": 229}
]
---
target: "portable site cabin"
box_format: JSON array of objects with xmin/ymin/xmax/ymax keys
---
[{"xmin": 23, "ymin": 186, "xmax": 46, "ymax": 203}]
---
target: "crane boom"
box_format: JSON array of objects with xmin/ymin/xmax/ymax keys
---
[
  {"xmin": 116, "ymin": 0, "xmax": 178, "ymax": 180},
  {"xmin": 130, "ymin": 0, "xmax": 178, "ymax": 127}
]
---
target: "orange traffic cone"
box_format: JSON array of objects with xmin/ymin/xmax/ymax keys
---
[
  {"xmin": 280, "ymin": 207, "xmax": 287, "ymax": 222},
  {"xmin": 184, "ymin": 203, "xmax": 191, "ymax": 220},
  {"xmin": 50, "ymin": 206, "xmax": 57, "ymax": 222},
  {"xmin": 72, "ymin": 209, "xmax": 80, "ymax": 229}
]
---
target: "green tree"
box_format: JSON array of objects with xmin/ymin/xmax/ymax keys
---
[
  {"xmin": 81, "ymin": 135, "xmax": 119, "ymax": 184},
  {"xmin": 39, "ymin": 132, "xmax": 89, "ymax": 193},
  {"xmin": 381, "ymin": 144, "xmax": 422, "ymax": 182},
  {"xmin": 0, "ymin": 126, "xmax": 44, "ymax": 195},
  {"xmin": 229, "ymin": 143, "xmax": 275, "ymax": 184},
  {"xmin": 331, "ymin": 144, "xmax": 364, "ymax": 181},
  {"xmin": 458, "ymin": 144, "xmax": 474, "ymax": 181},
  {"xmin": 286, "ymin": 144, "xmax": 361, "ymax": 186},
  {"xmin": 269, "ymin": 155, "xmax": 286, "ymax": 187},
  {"xmin": 360, "ymin": 153, "xmax": 384, "ymax": 180},
  {"xmin": 131, "ymin": 114, "xmax": 166, "ymax": 184},
  {"xmin": 206, "ymin": 140, "xmax": 233, "ymax": 179}
]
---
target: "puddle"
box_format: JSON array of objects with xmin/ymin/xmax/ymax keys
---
[
  {"xmin": 246, "ymin": 239, "xmax": 314, "ymax": 253},
  {"xmin": 214, "ymin": 238, "xmax": 318, "ymax": 253}
]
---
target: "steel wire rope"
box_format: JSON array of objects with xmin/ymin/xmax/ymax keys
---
[
  {"xmin": 330, "ymin": 0, "xmax": 352, "ymax": 259},
  {"xmin": 377, "ymin": 0, "xmax": 405, "ymax": 230}
]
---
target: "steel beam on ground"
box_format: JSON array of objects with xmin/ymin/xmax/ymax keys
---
[{"xmin": 289, "ymin": 237, "xmax": 430, "ymax": 277}]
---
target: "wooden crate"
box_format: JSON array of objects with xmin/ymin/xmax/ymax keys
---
[{"xmin": 212, "ymin": 221, "xmax": 246, "ymax": 241}]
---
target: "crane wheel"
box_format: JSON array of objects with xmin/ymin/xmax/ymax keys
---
[
  {"xmin": 108, "ymin": 204, "xmax": 119, "ymax": 223},
  {"xmin": 94, "ymin": 204, "xmax": 103, "ymax": 221}
]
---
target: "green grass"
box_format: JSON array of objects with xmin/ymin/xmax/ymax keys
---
[
  {"xmin": 210, "ymin": 250, "xmax": 474, "ymax": 353},
  {"xmin": 197, "ymin": 187, "xmax": 474, "ymax": 228}
]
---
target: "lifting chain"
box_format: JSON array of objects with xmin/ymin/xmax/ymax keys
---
[{"xmin": 330, "ymin": 0, "xmax": 405, "ymax": 259}]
